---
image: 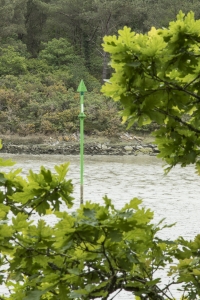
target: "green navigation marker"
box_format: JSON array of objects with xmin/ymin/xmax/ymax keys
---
[
  {"xmin": 77, "ymin": 80, "xmax": 87, "ymax": 205},
  {"xmin": 77, "ymin": 79, "xmax": 87, "ymax": 93}
]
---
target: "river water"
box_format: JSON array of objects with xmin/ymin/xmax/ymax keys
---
[{"xmin": 0, "ymin": 153, "xmax": 200, "ymax": 299}]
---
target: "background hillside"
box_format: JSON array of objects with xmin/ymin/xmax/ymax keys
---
[{"xmin": 0, "ymin": 0, "xmax": 199, "ymax": 138}]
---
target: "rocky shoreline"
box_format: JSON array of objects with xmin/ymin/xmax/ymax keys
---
[{"xmin": 0, "ymin": 141, "xmax": 159, "ymax": 156}]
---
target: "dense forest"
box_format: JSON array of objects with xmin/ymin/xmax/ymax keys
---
[{"xmin": 0, "ymin": 0, "xmax": 200, "ymax": 137}]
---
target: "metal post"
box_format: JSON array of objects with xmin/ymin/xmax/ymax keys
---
[{"xmin": 77, "ymin": 80, "xmax": 87, "ymax": 205}]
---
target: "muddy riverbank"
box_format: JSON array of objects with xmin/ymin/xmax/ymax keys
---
[
  {"xmin": 0, "ymin": 142, "xmax": 159, "ymax": 155},
  {"xmin": 0, "ymin": 133, "xmax": 159, "ymax": 155}
]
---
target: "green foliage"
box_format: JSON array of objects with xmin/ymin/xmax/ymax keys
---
[
  {"xmin": 84, "ymin": 91, "xmax": 123, "ymax": 135},
  {"xmin": 102, "ymin": 11, "xmax": 200, "ymax": 172},
  {"xmin": 39, "ymin": 38, "xmax": 78, "ymax": 67},
  {"xmin": 0, "ymin": 152, "xmax": 199, "ymax": 299},
  {"xmin": 0, "ymin": 46, "xmax": 27, "ymax": 76},
  {"xmin": 0, "ymin": 154, "xmax": 74, "ymax": 298},
  {"xmin": 0, "ymin": 0, "xmax": 27, "ymax": 39},
  {"xmin": 39, "ymin": 37, "xmax": 101, "ymax": 91},
  {"xmin": 169, "ymin": 235, "xmax": 200, "ymax": 299},
  {"xmin": 0, "ymin": 0, "xmax": 199, "ymax": 85},
  {"xmin": 1, "ymin": 0, "xmax": 199, "ymax": 137},
  {"xmin": 0, "ymin": 73, "xmax": 121, "ymax": 136}
]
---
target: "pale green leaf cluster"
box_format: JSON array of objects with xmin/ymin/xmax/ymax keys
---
[{"xmin": 102, "ymin": 11, "xmax": 200, "ymax": 172}]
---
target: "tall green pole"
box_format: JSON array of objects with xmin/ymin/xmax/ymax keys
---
[{"xmin": 77, "ymin": 80, "xmax": 87, "ymax": 205}]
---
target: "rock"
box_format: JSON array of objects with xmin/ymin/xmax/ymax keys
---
[
  {"xmin": 134, "ymin": 147, "xmax": 153, "ymax": 154},
  {"xmin": 124, "ymin": 146, "xmax": 133, "ymax": 151},
  {"xmin": 154, "ymin": 147, "xmax": 160, "ymax": 153},
  {"xmin": 148, "ymin": 144, "xmax": 156, "ymax": 148},
  {"xmin": 101, "ymin": 144, "xmax": 108, "ymax": 150}
]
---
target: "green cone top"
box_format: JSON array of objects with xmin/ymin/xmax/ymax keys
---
[{"xmin": 77, "ymin": 80, "xmax": 87, "ymax": 93}]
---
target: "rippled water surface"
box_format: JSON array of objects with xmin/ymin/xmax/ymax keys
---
[{"xmin": 1, "ymin": 154, "xmax": 200, "ymax": 299}]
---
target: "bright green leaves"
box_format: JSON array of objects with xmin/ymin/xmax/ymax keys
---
[
  {"xmin": 103, "ymin": 26, "xmax": 135, "ymax": 58},
  {"xmin": 0, "ymin": 203, "xmax": 9, "ymax": 219},
  {"xmin": 3, "ymin": 193, "xmax": 178, "ymax": 300},
  {"xmin": 8, "ymin": 162, "xmax": 73, "ymax": 216},
  {"xmin": 169, "ymin": 235, "xmax": 200, "ymax": 299},
  {"xmin": 32, "ymin": 197, "xmax": 175, "ymax": 299},
  {"xmin": 0, "ymin": 158, "xmax": 75, "ymax": 299},
  {"xmin": 142, "ymin": 27, "xmax": 167, "ymax": 57},
  {"xmin": 168, "ymin": 11, "xmax": 200, "ymax": 39},
  {"xmin": 0, "ymin": 158, "xmax": 15, "ymax": 167},
  {"xmin": 54, "ymin": 163, "xmax": 69, "ymax": 181},
  {"xmin": 12, "ymin": 213, "xmax": 32, "ymax": 232},
  {"xmin": 102, "ymin": 11, "xmax": 200, "ymax": 170},
  {"xmin": 118, "ymin": 26, "xmax": 136, "ymax": 46}
]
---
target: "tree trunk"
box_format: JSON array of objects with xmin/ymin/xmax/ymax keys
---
[{"xmin": 102, "ymin": 51, "xmax": 109, "ymax": 84}]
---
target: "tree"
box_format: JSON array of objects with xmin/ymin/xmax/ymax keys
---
[
  {"xmin": 140, "ymin": 0, "xmax": 200, "ymax": 31},
  {"xmin": 22, "ymin": 0, "xmax": 51, "ymax": 57},
  {"xmin": 46, "ymin": 0, "xmax": 143, "ymax": 82},
  {"xmin": 0, "ymin": 0, "xmax": 27, "ymax": 40},
  {"xmin": 39, "ymin": 38, "xmax": 77, "ymax": 67},
  {"xmin": 0, "ymin": 46, "xmax": 27, "ymax": 76},
  {"xmin": 0, "ymin": 147, "xmax": 185, "ymax": 300},
  {"xmin": 102, "ymin": 11, "xmax": 200, "ymax": 173},
  {"xmin": 38, "ymin": 37, "xmax": 101, "ymax": 91}
]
